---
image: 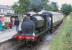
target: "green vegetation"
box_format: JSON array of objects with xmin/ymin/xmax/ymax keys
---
[
  {"xmin": 30, "ymin": 0, "xmax": 48, "ymax": 12},
  {"xmin": 49, "ymin": 2, "xmax": 58, "ymax": 11},
  {"xmin": 61, "ymin": 4, "xmax": 72, "ymax": 16},
  {"xmin": 12, "ymin": 0, "xmax": 31, "ymax": 14},
  {"xmin": 12, "ymin": 0, "xmax": 48, "ymax": 14},
  {"xmin": 50, "ymin": 13, "xmax": 72, "ymax": 50},
  {"xmin": 12, "ymin": 0, "xmax": 72, "ymax": 16},
  {"xmin": 12, "ymin": 0, "xmax": 60, "ymax": 14}
]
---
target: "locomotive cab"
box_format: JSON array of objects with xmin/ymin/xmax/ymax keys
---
[{"xmin": 42, "ymin": 12, "xmax": 53, "ymax": 32}]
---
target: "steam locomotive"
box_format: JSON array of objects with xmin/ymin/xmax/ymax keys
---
[{"xmin": 14, "ymin": 11, "xmax": 64, "ymax": 42}]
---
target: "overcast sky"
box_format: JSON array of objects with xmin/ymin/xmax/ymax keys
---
[
  {"xmin": 0, "ymin": 0, "xmax": 18, "ymax": 6},
  {"xmin": 0, "ymin": 0, "xmax": 72, "ymax": 8},
  {"xmin": 50, "ymin": 0, "xmax": 72, "ymax": 8}
]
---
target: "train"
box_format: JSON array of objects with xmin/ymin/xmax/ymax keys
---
[{"xmin": 14, "ymin": 11, "xmax": 64, "ymax": 42}]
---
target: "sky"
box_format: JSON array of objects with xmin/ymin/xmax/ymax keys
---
[
  {"xmin": 0, "ymin": 0, "xmax": 18, "ymax": 6},
  {"xmin": 0, "ymin": 0, "xmax": 72, "ymax": 8},
  {"xmin": 50, "ymin": 0, "xmax": 72, "ymax": 8}
]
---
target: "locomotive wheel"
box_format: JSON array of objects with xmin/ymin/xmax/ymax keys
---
[{"xmin": 49, "ymin": 28, "xmax": 53, "ymax": 33}]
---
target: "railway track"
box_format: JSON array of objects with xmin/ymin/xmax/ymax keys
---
[
  {"xmin": 14, "ymin": 22, "xmax": 63, "ymax": 50},
  {"xmin": 0, "ymin": 39, "xmax": 41, "ymax": 50}
]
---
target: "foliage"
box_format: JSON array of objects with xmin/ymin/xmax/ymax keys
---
[
  {"xmin": 29, "ymin": 0, "xmax": 43, "ymax": 12},
  {"xmin": 46, "ymin": 5, "xmax": 52, "ymax": 11},
  {"xmin": 12, "ymin": 3, "xmax": 19, "ymax": 14},
  {"xmin": 50, "ymin": 2, "xmax": 58, "ymax": 11},
  {"xmin": 61, "ymin": 4, "xmax": 72, "ymax": 15},
  {"xmin": 12, "ymin": 0, "xmax": 48, "ymax": 13},
  {"xmin": 12, "ymin": 0, "xmax": 31, "ymax": 14},
  {"xmin": 50, "ymin": 13, "xmax": 72, "ymax": 50}
]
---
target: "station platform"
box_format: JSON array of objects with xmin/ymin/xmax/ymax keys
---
[{"xmin": 0, "ymin": 27, "xmax": 17, "ymax": 43}]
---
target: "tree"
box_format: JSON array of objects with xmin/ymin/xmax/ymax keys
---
[
  {"xmin": 12, "ymin": 0, "xmax": 31, "ymax": 14},
  {"xmin": 29, "ymin": 0, "xmax": 48, "ymax": 12},
  {"xmin": 12, "ymin": 3, "xmax": 20, "ymax": 14},
  {"xmin": 50, "ymin": 2, "xmax": 58, "ymax": 11},
  {"xmin": 46, "ymin": 4, "xmax": 52, "ymax": 11},
  {"xmin": 12, "ymin": 0, "xmax": 49, "ymax": 14},
  {"xmin": 61, "ymin": 4, "xmax": 72, "ymax": 15},
  {"xmin": 41, "ymin": 0, "xmax": 49, "ymax": 9},
  {"xmin": 29, "ymin": 0, "xmax": 43, "ymax": 12}
]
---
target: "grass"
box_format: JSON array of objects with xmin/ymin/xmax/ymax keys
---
[{"xmin": 50, "ymin": 14, "xmax": 72, "ymax": 50}]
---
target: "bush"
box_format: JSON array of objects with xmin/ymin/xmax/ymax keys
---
[
  {"xmin": 61, "ymin": 4, "xmax": 72, "ymax": 16},
  {"xmin": 50, "ymin": 14, "xmax": 72, "ymax": 50}
]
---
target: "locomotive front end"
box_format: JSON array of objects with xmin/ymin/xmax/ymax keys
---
[{"xmin": 15, "ymin": 14, "xmax": 45, "ymax": 42}]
